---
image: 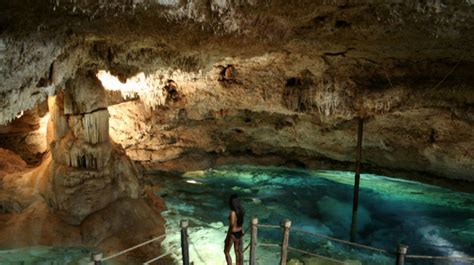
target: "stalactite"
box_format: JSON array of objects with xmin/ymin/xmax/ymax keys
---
[
  {"xmin": 65, "ymin": 144, "xmax": 111, "ymax": 169},
  {"xmin": 283, "ymin": 73, "xmax": 316, "ymax": 113},
  {"xmin": 48, "ymin": 94, "xmax": 69, "ymax": 141},
  {"xmin": 47, "ymin": 72, "xmax": 114, "ymax": 171},
  {"xmin": 83, "ymin": 110, "xmax": 109, "ymax": 144}
]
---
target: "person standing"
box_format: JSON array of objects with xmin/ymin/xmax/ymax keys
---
[{"xmin": 224, "ymin": 194, "xmax": 245, "ymax": 265}]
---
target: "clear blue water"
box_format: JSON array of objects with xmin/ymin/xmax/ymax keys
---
[
  {"xmin": 153, "ymin": 165, "xmax": 474, "ymax": 265},
  {"xmin": 1, "ymin": 165, "xmax": 472, "ymax": 265},
  {"xmin": 0, "ymin": 246, "xmax": 93, "ymax": 265}
]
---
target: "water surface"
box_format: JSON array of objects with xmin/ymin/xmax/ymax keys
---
[
  {"xmin": 0, "ymin": 246, "xmax": 92, "ymax": 265},
  {"xmin": 152, "ymin": 165, "xmax": 474, "ymax": 265}
]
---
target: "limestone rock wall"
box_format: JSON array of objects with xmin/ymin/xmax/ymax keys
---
[
  {"xmin": 0, "ymin": 1, "xmax": 473, "ymax": 184},
  {"xmin": 0, "ymin": 148, "xmax": 28, "ymax": 179},
  {"xmin": 43, "ymin": 71, "xmax": 142, "ymax": 224},
  {"xmin": 105, "ymin": 52, "xmax": 474, "ymax": 182},
  {"xmin": 0, "ymin": 103, "xmax": 49, "ymax": 164},
  {"xmin": 0, "ymin": 72, "xmax": 164, "ymax": 258}
]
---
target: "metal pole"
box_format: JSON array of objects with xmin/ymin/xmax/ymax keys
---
[
  {"xmin": 279, "ymin": 219, "xmax": 292, "ymax": 265},
  {"xmin": 250, "ymin": 217, "xmax": 258, "ymax": 265},
  {"xmin": 350, "ymin": 117, "xmax": 364, "ymax": 242},
  {"xmin": 90, "ymin": 252, "xmax": 102, "ymax": 265},
  {"xmin": 180, "ymin": 220, "xmax": 190, "ymax": 265},
  {"xmin": 396, "ymin": 245, "xmax": 408, "ymax": 265}
]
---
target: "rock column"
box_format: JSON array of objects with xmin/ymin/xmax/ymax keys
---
[{"xmin": 44, "ymin": 70, "xmax": 141, "ymax": 225}]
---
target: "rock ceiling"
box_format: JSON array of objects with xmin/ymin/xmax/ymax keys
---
[{"xmin": 0, "ymin": 0, "xmax": 473, "ymax": 181}]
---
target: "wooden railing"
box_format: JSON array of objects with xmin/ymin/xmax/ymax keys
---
[{"xmin": 88, "ymin": 217, "xmax": 474, "ymax": 265}]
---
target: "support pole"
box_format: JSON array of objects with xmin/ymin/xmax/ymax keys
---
[
  {"xmin": 250, "ymin": 218, "xmax": 258, "ymax": 265},
  {"xmin": 90, "ymin": 252, "xmax": 102, "ymax": 265},
  {"xmin": 279, "ymin": 219, "xmax": 292, "ymax": 265},
  {"xmin": 396, "ymin": 245, "xmax": 408, "ymax": 265},
  {"xmin": 180, "ymin": 220, "xmax": 190, "ymax": 265},
  {"xmin": 350, "ymin": 117, "xmax": 364, "ymax": 242}
]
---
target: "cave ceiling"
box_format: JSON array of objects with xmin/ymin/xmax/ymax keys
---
[
  {"xmin": 0, "ymin": 0, "xmax": 473, "ymax": 182},
  {"xmin": 1, "ymin": 1, "xmax": 473, "ymax": 122}
]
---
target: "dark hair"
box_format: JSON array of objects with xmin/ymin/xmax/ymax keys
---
[{"xmin": 229, "ymin": 194, "xmax": 244, "ymax": 226}]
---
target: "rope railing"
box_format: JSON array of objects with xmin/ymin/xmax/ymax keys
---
[
  {"xmin": 406, "ymin": 254, "xmax": 474, "ymax": 261},
  {"xmin": 291, "ymin": 227, "xmax": 389, "ymax": 254},
  {"xmin": 244, "ymin": 226, "xmax": 251, "ymax": 234},
  {"xmin": 257, "ymin": 243, "xmax": 280, "ymax": 248},
  {"xmin": 88, "ymin": 234, "xmax": 167, "ymax": 264},
  {"xmin": 258, "ymin": 224, "xmax": 280, "ymax": 229},
  {"xmin": 254, "ymin": 220, "xmax": 474, "ymax": 265},
  {"xmin": 288, "ymin": 246, "xmax": 347, "ymax": 265},
  {"xmin": 103, "ymin": 234, "xmax": 166, "ymax": 261},
  {"xmin": 243, "ymin": 243, "xmax": 251, "ymax": 253},
  {"xmin": 89, "ymin": 217, "xmax": 474, "ymax": 265}
]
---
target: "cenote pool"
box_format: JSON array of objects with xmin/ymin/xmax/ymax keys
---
[
  {"xmin": 0, "ymin": 247, "xmax": 93, "ymax": 265},
  {"xmin": 1, "ymin": 166, "xmax": 472, "ymax": 265},
  {"xmin": 151, "ymin": 165, "xmax": 474, "ymax": 265}
]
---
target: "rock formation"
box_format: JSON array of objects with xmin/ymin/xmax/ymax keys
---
[
  {"xmin": 43, "ymin": 70, "xmax": 141, "ymax": 224},
  {"xmin": 0, "ymin": 0, "xmax": 472, "ymax": 184},
  {"xmin": 0, "ymin": 71, "xmax": 164, "ymax": 262},
  {"xmin": 0, "ymin": 104, "xmax": 49, "ymax": 164},
  {"xmin": 0, "ymin": 0, "xmax": 473, "ymax": 262},
  {"xmin": 0, "ymin": 148, "xmax": 28, "ymax": 179}
]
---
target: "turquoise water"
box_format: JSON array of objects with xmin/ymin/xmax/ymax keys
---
[
  {"xmin": 0, "ymin": 246, "xmax": 92, "ymax": 265},
  {"xmin": 152, "ymin": 165, "xmax": 474, "ymax": 265}
]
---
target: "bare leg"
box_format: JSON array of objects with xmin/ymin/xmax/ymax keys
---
[
  {"xmin": 224, "ymin": 235, "xmax": 233, "ymax": 265},
  {"xmin": 234, "ymin": 237, "xmax": 242, "ymax": 265}
]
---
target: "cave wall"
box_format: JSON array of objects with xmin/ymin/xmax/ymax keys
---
[
  {"xmin": 106, "ymin": 52, "xmax": 474, "ymax": 181},
  {"xmin": 0, "ymin": 103, "xmax": 49, "ymax": 164},
  {"xmin": 0, "ymin": 69, "xmax": 165, "ymax": 256},
  {"xmin": 0, "ymin": 0, "xmax": 473, "ymax": 182}
]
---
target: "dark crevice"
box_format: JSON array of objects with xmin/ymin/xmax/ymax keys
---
[
  {"xmin": 313, "ymin": 15, "xmax": 328, "ymax": 23},
  {"xmin": 74, "ymin": 107, "xmax": 108, "ymax": 116},
  {"xmin": 48, "ymin": 60, "xmax": 55, "ymax": 81},
  {"xmin": 335, "ymin": 20, "xmax": 351, "ymax": 28},
  {"xmin": 323, "ymin": 47, "xmax": 355, "ymax": 57}
]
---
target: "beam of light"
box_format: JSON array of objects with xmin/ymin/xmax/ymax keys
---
[
  {"xmin": 97, "ymin": 69, "xmax": 204, "ymax": 109},
  {"xmin": 96, "ymin": 70, "xmax": 147, "ymax": 95},
  {"xmin": 96, "ymin": 70, "xmax": 167, "ymax": 108}
]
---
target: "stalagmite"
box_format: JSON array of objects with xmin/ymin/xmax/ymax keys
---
[
  {"xmin": 83, "ymin": 110, "xmax": 109, "ymax": 144},
  {"xmin": 41, "ymin": 70, "xmax": 141, "ymax": 224}
]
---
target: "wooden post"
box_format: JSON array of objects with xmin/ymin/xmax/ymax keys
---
[
  {"xmin": 250, "ymin": 217, "xmax": 258, "ymax": 265},
  {"xmin": 180, "ymin": 220, "xmax": 190, "ymax": 265},
  {"xmin": 90, "ymin": 252, "xmax": 102, "ymax": 265},
  {"xmin": 396, "ymin": 245, "xmax": 408, "ymax": 265},
  {"xmin": 350, "ymin": 117, "xmax": 364, "ymax": 242},
  {"xmin": 279, "ymin": 219, "xmax": 291, "ymax": 265}
]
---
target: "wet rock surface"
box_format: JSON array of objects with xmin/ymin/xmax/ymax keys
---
[
  {"xmin": 42, "ymin": 71, "xmax": 143, "ymax": 224},
  {"xmin": 0, "ymin": 71, "xmax": 165, "ymax": 264},
  {"xmin": 0, "ymin": 1, "xmax": 473, "ymax": 263},
  {"xmin": 1, "ymin": 1, "xmax": 471, "ymax": 182},
  {"xmin": 150, "ymin": 165, "xmax": 474, "ymax": 264}
]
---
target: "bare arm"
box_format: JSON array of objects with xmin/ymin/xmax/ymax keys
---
[{"xmin": 227, "ymin": 211, "xmax": 237, "ymax": 236}]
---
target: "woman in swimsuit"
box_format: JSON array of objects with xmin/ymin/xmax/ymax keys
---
[{"xmin": 224, "ymin": 194, "xmax": 244, "ymax": 265}]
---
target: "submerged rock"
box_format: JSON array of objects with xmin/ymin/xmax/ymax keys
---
[{"xmin": 317, "ymin": 196, "xmax": 372, "ymax": 232}]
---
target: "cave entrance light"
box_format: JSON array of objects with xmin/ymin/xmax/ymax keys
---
[{"xmin": 96, "ymin": 70, "xmax": 167, "ymax": 107}]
